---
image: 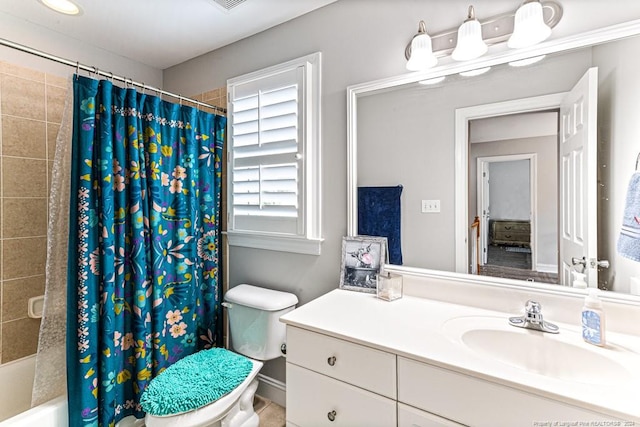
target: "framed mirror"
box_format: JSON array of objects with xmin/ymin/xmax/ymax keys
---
[{"xmin": 347, "ymin": 20, "xmax": 640, "ymax": 300}]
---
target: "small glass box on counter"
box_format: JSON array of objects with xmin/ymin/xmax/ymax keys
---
[{"xmin": 376, "ymin": 272, "xmax": 403, "ymax": 301}]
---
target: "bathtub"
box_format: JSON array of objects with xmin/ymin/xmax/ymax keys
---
[
  {"xmin": 0, "ymin": 355, "xmax": 144, "ymax": 427},
  {"xmin": 0, "ymin": 355, "xmax": 66, "ymax": 426},
  {"xmin": 0, "ymin": 396, "xmax": 67, "ymax": 427}
]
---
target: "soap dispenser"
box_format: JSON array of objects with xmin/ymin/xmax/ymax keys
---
[{"xmin": 582, "ymin": 289, "xmax": 606, "ymax": 347}]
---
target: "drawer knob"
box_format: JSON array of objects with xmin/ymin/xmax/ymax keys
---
[
  {"xmin": 327, "ymin": 410, "xmax": 337, "ymax": 422},
  {"xmin": 327, "ymin": 356, "xmax": 336, "ymax": 366}
]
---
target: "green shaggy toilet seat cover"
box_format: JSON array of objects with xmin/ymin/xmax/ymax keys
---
[{"xmin": 140, "ymin": 348, "xmax": 254, "ymax": 416}]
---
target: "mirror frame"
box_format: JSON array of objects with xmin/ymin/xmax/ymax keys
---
[{"xmin": 347, "ymin": 19, "xmax": 640, "ymax": 304}]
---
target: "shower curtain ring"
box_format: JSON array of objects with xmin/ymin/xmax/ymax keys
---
[
  {"xmin": 75, "ymin": 61, "xmax": 79, "ymax": 79},
  {"xmin": 109, "ymin": 72, "xmax": 114, "ymax": 82},
  {"xmin": 141, "ymin": 83, "xmax": 146, "ymax": 94}
]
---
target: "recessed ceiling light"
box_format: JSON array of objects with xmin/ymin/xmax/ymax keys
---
[
  {"xmin": 508, "ymin": 55, "xmax": 546, "ymax": 67},
  {"xmin": 419, "ymin": 76, "xmax": 446, "ymax": 85},
  {"xmin": 39, "ymin": 0, "xmax": 82, "ymax": 16},
  {"xmin": 459, "ymin": 67, "xmax": 491, "ymax": 77}
]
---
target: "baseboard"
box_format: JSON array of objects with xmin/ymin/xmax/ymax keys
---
[
  {"xmin": 536, "ymin": 263, "xmax": 558, "ymax": 273},
  {"xmin": 256, "ymin": 374, "xmax": 286, "ymax": 407}
]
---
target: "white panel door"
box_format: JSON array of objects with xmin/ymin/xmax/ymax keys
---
[
  {"xmin": 559, "ymin": 67, "xmax": 598, "ymax": 287},
  {"xmin": 477, "ymin": 159, "xmax": 491, "ymax": 265}
]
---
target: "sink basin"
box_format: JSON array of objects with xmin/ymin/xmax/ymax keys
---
[{"xmin": 442, "ymin": 316, "xmax": 634, "ymax": 385}]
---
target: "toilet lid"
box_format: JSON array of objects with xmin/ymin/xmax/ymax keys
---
[
  {"xmin": 144, "ymin": 359, "xmax": 263, "ymax": 427},
  {"xmin": 224, "ymin": 284, "xmax": 298, "ymax": 311},
  {"xmin": 140, "ymin": 348, "xmax": 253, "ymax": 416}
]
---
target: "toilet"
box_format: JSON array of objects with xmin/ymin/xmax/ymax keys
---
[{"xmin": 144, "ymin": 284, "xmax": 298, "ymax": 427}]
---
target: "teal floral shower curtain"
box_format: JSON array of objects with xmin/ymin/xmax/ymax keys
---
[{"xmin": 66, "ymin": 75, "xmax": 225, "ymax": 426}]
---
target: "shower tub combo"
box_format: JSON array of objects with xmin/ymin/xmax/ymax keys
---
[
  {"xmin": 0, "ymin": 355, "xmax": 67, "ymax": 426},
  {"xmin": 0, "ymin": 355, "xmax": 141, "ymax": 427}
]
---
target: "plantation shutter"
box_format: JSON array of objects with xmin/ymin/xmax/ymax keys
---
[{"xmin": 229, "ymin": 67, "xmax": 304, "ymax": 235}]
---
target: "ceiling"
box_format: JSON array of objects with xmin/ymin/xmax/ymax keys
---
[{"xmin": 0, "ymin": 0, "xmax": 336, "ymax": 70}]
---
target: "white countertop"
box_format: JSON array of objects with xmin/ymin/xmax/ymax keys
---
[{"xmin": 280, "ymin": 289, "xmax": 640, "ymax": 422}]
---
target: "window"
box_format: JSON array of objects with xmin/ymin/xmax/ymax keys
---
[{"xmin": 227, "ymin": 52, "xmax": 322, "ymax": 255}]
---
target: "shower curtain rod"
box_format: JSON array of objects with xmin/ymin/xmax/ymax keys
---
[{"xmin": 0, "ymin": 37, "xmax": 227, "ymax": 114}]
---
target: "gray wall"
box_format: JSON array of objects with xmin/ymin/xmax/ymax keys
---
[
  {"xmin": 595, "ymin": 36, "xmax": 640, "ymax": 294},
  {"xmin": 358, "ymin": 51, "xmax": 587, "ymax": 271},
  {"xmin": 1, "ymin": 0, "xmax": 640, "ymax": 392},
  {"xmin": 160, "ymin": 1, "xmax": 640, "ymax": 304},
  {"xmin": 163, "ymin": 0, "xmax": 640, "ymax": 92},
  {"xmin": 160, "ymin": 2, "xmax": 640, "ymax": 380}
]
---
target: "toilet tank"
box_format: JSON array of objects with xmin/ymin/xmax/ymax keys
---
[{"xmin": 224, "ymin": 284, "xmax": 298, "ymax": 361}]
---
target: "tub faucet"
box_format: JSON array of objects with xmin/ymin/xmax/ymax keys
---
[{"xmin": 508, "ymin": 300, "xmax": 559, "ymax": 334}]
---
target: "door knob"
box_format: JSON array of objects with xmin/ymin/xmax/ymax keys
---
[
  {"xmin": 571, "ymin": 256, "xmax": 586, "ymax": 266},
  {"xmin": 590, "ymin": 258, "xmax": 610, "ymax": 269},
  {"xmin": 327, "ymin": 356, "xmax": 336, "ymax": 366},
  {"xmin": 327, "ymin": 410, "xmax": 337, "ymax": 422}
]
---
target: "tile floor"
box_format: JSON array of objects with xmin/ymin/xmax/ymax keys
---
[{"xmin": 254, "ymin": 395, "xmax": 285, "ymax": 427}]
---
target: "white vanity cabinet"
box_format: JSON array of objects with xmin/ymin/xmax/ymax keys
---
[
  {"xmin": 285, "ymin": 326, "xmax": 397, "ymax": 427},
  {"xmin": 285, "ymin": 326, "xmax": 462, "ymax": 427},
  {"xmin": 281, "ymin": 290, "xmax": 639, "ymax": 426},
  {"xmin": 286, "ymin": 326, "xmax": 396, "ymax": 398},
  {"xmin": 398, "ymin": 357, "xmax": 619, "ymax": 426},
  {"xmin": 398, "ymin": 403, "xmax": 464, "ymax": 427},
  {"xmin": 285, "ymin": 325, "xmax": 618, "ymax": 427}
]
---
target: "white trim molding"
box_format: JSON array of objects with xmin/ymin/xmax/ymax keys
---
[
  {"xmin": 454, "ymin": 93, "xmax": 565, "ymax": 273},
  {"xmin": 227, "ymin": 52, "xmax": 323, "ymax": 255},
  {"xmin": 346, "ymin": 18, "xmax": 640, "ymax": 305},
  {"xmin": 256, "ymin": 373, "xmax": 286, "ymax": 407},
  {"xmin": 226, "ymin": 231, "xmax": 323, "ymax": 255}
]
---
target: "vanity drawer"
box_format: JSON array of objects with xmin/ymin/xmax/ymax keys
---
[
  {"xmin": 286, "ymin": 362, "xmax": 397, "ymax": 427},
  {"xmin": 398, "ymin": 403, "xmax": 465, "ymax": 427},
  {"xmin": 286, "ymin": 326, "xmax": 396, "ymax": 399},
  {"xmin": 397, "ymin": 357, "xmax": 621, "ymax": 427}
]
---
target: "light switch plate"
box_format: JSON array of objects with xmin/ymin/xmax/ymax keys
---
[{"xmin": 421, "ymin": 199, "xmax": 441, "ymax": 213}]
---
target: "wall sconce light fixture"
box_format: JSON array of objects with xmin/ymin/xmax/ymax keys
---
[
  {"xmin": 405, "ymin": 0, "xmax": 562, "ymax": 71},
  {"xmin": 508, "ymin": 0, "xmax": 552, "ymax": 48},
  {"xmin": 406, "ymin": 21, "xmax": 438, "ymax": 71},
  {"xmin": 451, "ymin": 6, "xmax": 488, "ymax": 61}
]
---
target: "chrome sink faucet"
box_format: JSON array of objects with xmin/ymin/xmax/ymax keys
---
[{"xmin": 509, "ymin": 300, "xmax": 559, "ymax": 334}]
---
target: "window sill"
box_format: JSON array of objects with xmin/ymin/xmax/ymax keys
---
[{"xmin": 226, "ymin": 231, "xmax": 323, "ymax": 255}]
